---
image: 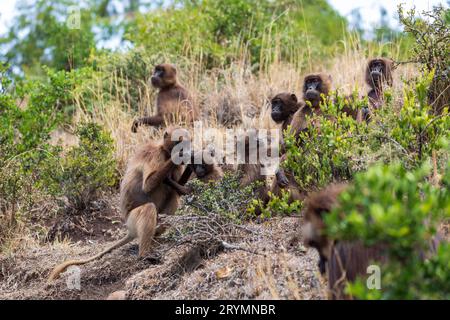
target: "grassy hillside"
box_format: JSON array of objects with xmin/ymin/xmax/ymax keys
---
[{"xmin": 0, "ymin": 1, "xmax": 448, "ymax": 300}]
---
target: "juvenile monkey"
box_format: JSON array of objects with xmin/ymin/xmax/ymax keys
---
[
  {"xmin": 189, "ymin": 149, "xmax": 224, "ymax": 183},
  {"xmin": 132, "ymin": 64, "xmax": 198, "ymax": 132},
  {"xmin": 48, "ymin": 127, "xmax": 188, "ymax": 282},
  {"xmin": 236, "ymin": 135, "xmax": 268, "ymax": 198},
  {"xmin": 165, "ymin": 148, "xmax": 224, "ymax": 196}
]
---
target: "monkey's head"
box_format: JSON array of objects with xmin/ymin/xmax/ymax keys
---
[
  {"xmin": 270, "ymin": 93, "xmax": 300, "ymax": 123},
  {"xmin": 366, "ymin": 58, "xmax": 393, "ymax": 89},
  {"xmin": 303, "ymin": 73, "xmax": 332, "ymax": 108},
  {"xmin": 302, "ymin": 184, "xmax": 347, "ymax": 272},
  {"xmin": 151, "ymin": 64, "xmax": 178, "ymax": 89},
  {"xmin": 189, "ymin": 149, "xmax": 216, "ymax": 179},
  {"xmin": 162, "ymin": 126, "xmax": 189, "ymax": 154}
]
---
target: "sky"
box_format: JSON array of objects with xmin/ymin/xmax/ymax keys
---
[
  {"xmin": 328, "ymin": 0, "xmax": 447, "ymax": 31},
  {"xmin": 0, "ymin": 0, "xmax": 448, "ymax": 39}
]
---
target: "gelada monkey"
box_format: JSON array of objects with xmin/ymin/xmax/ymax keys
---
[
  {"xmin": 48, "ymin": 126, "xmax": 189, "ymax": 282},
  {"xmin": 132, "ymin": 64, "xmax": 198, "ymax": 132}
]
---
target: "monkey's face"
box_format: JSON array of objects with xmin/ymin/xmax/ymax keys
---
[
  {"xmin": 303, "ymin": 77, "xmax": 323, "ymax": 106},
  {"xmin": 151, "ymin": 64, "xmax": 177, "ymax": 89},
  {"xmin": 271, "ymin": 93, "xmax": 298, "ymax": 123},
  {"xmin": 193, "ymin": 164, "xmax": 208, "ymax": 178},
  {"xmin": 368, "ymin": 60, "xmax": 386, "ymax": 85}
]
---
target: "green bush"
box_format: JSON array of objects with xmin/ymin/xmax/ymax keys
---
[
  {"xmin": 125, "ymin": 0, "xmax": 348, "ymax": 69},
  {"xmin": 283, "ymin": 94, "xmax": 369, "ymax": 192},
  {"xmin": 283, "ymin": 71, "xmax": 448, "ymax": 190},
  {"xmin": 0, "ymin": 65, "xmax": 64, "ymax": 246},
  {"xmin": 249, "ymin": 189, "xmax": 302, "ymax": 219},
  {"xmin": 390, "ymin": 70, "xmax": 449, "ymax": 166},
  {"xmin": 44, "ymin": 123, "xmax": 118, "ymax": 213},
  {"xmin": 398, "ymin": 4, "xmax": 450, "ymax": 114},
  {"xmin": 325, "ymin": 159, "xmax": 449, "ymax": 299}
]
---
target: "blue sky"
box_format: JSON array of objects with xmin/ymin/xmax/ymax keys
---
[{"xmin": 0, "ymin": 0, "xmax": 448, "ymax": 40}]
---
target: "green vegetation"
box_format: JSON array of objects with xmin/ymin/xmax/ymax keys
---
[
  {"xmin": 43, "ymin": 123, "xmax": 118, "ymax": 213},
  {"xmin": 183, "ymin": 171, "xmax": 263, "ymax": 223},
  {"xmin": 326, "ymin": 160, "xmax": 450, "ymax": 299}
]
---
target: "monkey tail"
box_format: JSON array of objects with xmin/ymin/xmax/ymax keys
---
[{"xmin": 47, "ymin": 234, "xmax": 134, "ymax": 283}]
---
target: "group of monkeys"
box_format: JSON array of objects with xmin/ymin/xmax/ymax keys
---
[{"xmin": 48, "ymin": 58, "xmax": 439, "ymax": 300}]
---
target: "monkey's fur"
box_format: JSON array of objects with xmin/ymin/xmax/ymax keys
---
[
  {"xmin": 48, "ymin": 127, "xmax": 188, "ymax": 282},
  {"xmin": 271, "ymin": 93, "xmax": 303, "ymax": 133},
  {"xmin": 132, "ymin": 64, "xmax": 198, "ymax": 132},
  {"xmin": 236, "ymin": 136, "xmax": 267, "ymax": 199}
]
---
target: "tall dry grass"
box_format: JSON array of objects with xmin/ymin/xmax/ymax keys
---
[{"xmin": 70, "ymin": 33, "xmax": 418, "ymax": 172}]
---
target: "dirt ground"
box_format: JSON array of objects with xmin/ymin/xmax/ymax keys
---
[{"xmin": 0, "ymin": 200, "xmax": 326, "ymax": 300}]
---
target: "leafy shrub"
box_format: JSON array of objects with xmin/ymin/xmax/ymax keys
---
[
  {"xmin": 283, "ymin": 95, "xmax": 369, "ymax": 192},
  {"xmin": 389, "ymin": 70, "xmax": 449, "ymax": 166},
  {"xmin": 181, "ymin": 171, "xmax": 263, "ymax": 223},
  {"xmin": 249, "ymin": 189, "xmax": 302, "ymax": 219},
  {"xmin": 44, "ymin": 123, "xmax": 118, "ymax": 213},
  {"xmin": 325, "ymin": 159, "xmax": 449, "ymax": 299},
  {"xmin": 398, "ymin": 4, "xmax": 450, "ymax": 114},
  {"xmin": 0, "ymin": 65, "xmax": 64, "ymax": 247},
  {"xmin": 260, "ymin": 70, "xmax": 449, "ymax": 217},
  {"xmin": 285, "ymin": 71, "xmax": 448, "ymax": 189}
]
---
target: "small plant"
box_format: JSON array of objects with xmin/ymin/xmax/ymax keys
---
[
  {"xmin": 181, "ymin": 171, "xmax": 262, "ymax": 223},
  {"xmin": 249, "ymin": 189, "xmax": 302, "ymax": 219}
]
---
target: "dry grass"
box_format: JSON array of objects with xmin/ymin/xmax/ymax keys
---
[{"xmin": 68, "ymin": 36, "xmax": 418, "ymax": 173}]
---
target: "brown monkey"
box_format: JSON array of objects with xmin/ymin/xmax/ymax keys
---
[
  {"xmin": 189, "ymin": 149, "xmax": 224, "ymax": 183},
  {"xmin": 366, "ymin": 58, "xmax": 393, "ymax": 110},
  {"xmin": 131, "ymin": 64, "xmax": 198, "ymax": 132},
  {"xmin": 302, "ymin": 183, "xmax": 443, "ymax": 300},
  {"xmin": 48, "ymin": 127, "xmax": 189, "ymax": 282},
  {"xmin": 268, "ymin": 71, "xmax": 362, "ymax": 204},
  {"xmin": 283, "ymin": 72, "xmax": 332, "ymax": 139},
  {"xmin": 302, "ymin": 183, "xmax": 348, "ymax": 275}
]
